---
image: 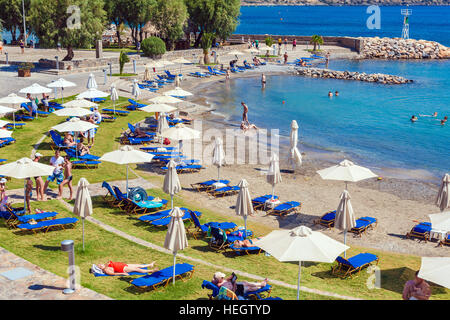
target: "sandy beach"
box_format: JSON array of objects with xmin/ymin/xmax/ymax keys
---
[{"xmin": 140, "ymin": 62, "xmax": 449, "ymax": 259}]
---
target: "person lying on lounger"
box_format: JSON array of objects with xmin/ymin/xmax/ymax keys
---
[
  {"xmin": 232, "ymin": 237, "xmax": 261, "ymax": 248},
  {"xmin": 212, "ymin": 271, "xmax": 268, "ymax": 296},
  {"xmin": 93, "ymin": 261, "xmax": 158, "ymax": 276},
  {"xmin": 133, "ymin": 126, "xmax": 151, "ymax": 138},
  {"xmin": 63, "ymin": 133, "xmax": 76, "ymax": 147},
  {"xmin": 76, "ymin": 137, "xmax": 91, "ymax": 156}
]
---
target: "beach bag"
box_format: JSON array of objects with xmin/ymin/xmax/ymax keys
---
[{"xmin": 163, "ymin": 138, "xmax": 171, "ymax": 145}]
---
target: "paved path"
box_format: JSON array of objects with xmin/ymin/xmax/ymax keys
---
[{"xmin": 0, "ymin": 246, "xmax": 111, "ymax": 300}]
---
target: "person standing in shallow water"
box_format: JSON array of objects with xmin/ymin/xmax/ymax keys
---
[{"xmin": 241, "ymin": 102, "xmax": 249, "ymax": 126}]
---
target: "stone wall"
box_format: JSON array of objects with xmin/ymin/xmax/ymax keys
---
[
  {"xmin": 229, "ymin": 34, "xmax": 363, "ymax": 53},
  {"xmin": 358, "ymin": 37, "xmax": 450, "ymax": 59},
  {"xmin": 294, "ymin": 67, "xmax": 413, "ymax": 84}
]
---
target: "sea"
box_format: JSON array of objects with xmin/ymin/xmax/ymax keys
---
[{"xmin": 200, "ymin": 5, "xmax": 450, "ymax": 180}]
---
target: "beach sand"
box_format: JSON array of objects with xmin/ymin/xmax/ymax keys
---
[{"xmin": 141, "ymin": 62, "xmax": 449, "ymax": 259}]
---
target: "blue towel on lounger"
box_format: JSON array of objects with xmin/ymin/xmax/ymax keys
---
[
  {"xmin": 18, "ymin": 217, "xmax": 78, "ymax": 230},
  {"xmin": 132, "ymin": 263, "xmax": 194, "ymax": 288}
]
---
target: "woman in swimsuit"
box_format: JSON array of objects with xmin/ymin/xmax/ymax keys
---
[
  {"xmin": 95, "ymin": 261, "xmax": 158, "ymax": 276},
  {"xmin": 212, "ymin": 272, "xmax": 268, "ymax": 295}
]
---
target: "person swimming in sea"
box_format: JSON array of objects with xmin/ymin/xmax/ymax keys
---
[
  {"xmin": 419, "ymin": 112, "xmax": 438, "ymax": 117},
  {"xmin": 335, "ymin": 91, "xmax": 339, "ymax": 97},
  {"xmin": 440, "ymin": 119, "xmax": 446, "ymax": 125},
  {"xmin": 328, "ymin": 91, "xmax": 333, "ymax": 97},
  {"xmin": 411, "ymin": 115, "xmax": 418, "ymax": 122}
]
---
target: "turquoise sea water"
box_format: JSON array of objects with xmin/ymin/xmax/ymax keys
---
[
  {"xmin": 202, "ymin": 59, "xmax": 450, "ymax": 178},
  {"xmin": 236, "ymin": 5, "xmax": 450, "ymax": 46}
]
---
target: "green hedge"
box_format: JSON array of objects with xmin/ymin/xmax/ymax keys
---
[{"xmin": 141, "ymin": 37, "xmax": 166, "ymax": 57}]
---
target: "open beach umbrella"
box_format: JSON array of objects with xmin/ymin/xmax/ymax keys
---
[
  {"xmin": 161, "ymin": 124, "xmax": 201, "ymax": 154},
  {"xmin": 212, "ymin": 137, "xmax": 225, "ymax": 181},
  {"xmin": 62, "ymin": 99, "xmax": 98, "ymax": 109},
  {"xmin": 0, "ymin": 94, "xmax": 30, "ymax": 128},
  {"xmin": 0, "ymin": 120, "xmax": 9, "ymax": 128},
  {"xmin": 164, "ymin": 87, "xmax": 193, "ymax": 98},
  {"xmin": 235, "ymin": 179, "xmax": 253, "ymax": 238},
  {"xmin": 335, "ymin": 190, "xmax": 356, "ymax": 257},
  {"xmin": 47, "ymin": 78, "xmax": 76, "ymax": 103},
  {"xmin": 163, "ymin": 160, "xmax": 182, "ymax": 209},
  {"xmin": 267, "ymin": 153, "xmax": 282, "ymax": 200},
  {"xmin": 428, "ymin": 211, "xmax": 450, "ymax": 232},
  {"xmin": 54, "ymin": 107, "xmax": 93, "ymax": 118},
  {"xmin": 149, "ymin": 95, "xmax": 183, "ymax": 105},
  {"xmin": 288, "ymin": 120, "xmax": 302, "ymax": 172},
  {"xmin": 86, "ymin": 73, "xmax": 98, "ymax": 89},
  {"xmin": 418, "ymin": 257, "xmax": 450, "ymax": 289},
  {"xmin": 164, "ymin": 207, "xmax": 188, "ymax": 285},
  {"xmin": 76, "ymin": 88, "xmax": 109, "ymax": 100},
  {"xmin": 19, "ymin": 83, "xmax": 52, "ymax": 95},
  {"xmin": 131, "ymin": 79, "xmax": 141, "ymax": 100},
  {"xmin": 73, "ymin": 178, "xmax": 93, "ymax": 251},
  {"xmin": 317, "ymin": 159, "xmax": 377, "ymax": 190},
  {"xmin": 110, "ymin": 83, "xmax": 119, "ymax": 115},
  {"xmin": 436, "ymin": 174, "xmax": 449, "ymax": 212},
  {"xmin": 0, "ymin": 129, "xmax": 12, "ymax": 139},
  {"xmin": 100, "ymin": 146, "xmax": 154, "ymax": 198},
  {"xmin": 0, "ymin": 105, "xmax": 17, "ymax": 129},
  {"xmin": 140, "ymin": 104, "xmax": 177, "ymax": 114},
  {"xmin": 0, "ymin": 157, "xmax": 54, "ymax": 208},
  {"xmin": 52, "ymin": 117, "xmax": 98, "ymax": 133},
  {"xmin": 227, "ymin": 50, "xmax": 244, "ymax": 56},
  {"xmin": 253, "ymin": 226, "xmax": 349, "ymax": 300}
]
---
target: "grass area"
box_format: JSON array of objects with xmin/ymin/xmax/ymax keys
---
[
  {"xmin": 85, "ymin": 189, "xmax": 450, "ymax": 301},
  {"xmin": 0, "ymin": 200, "xmax": 328, "ymax": 300},
  {"xmin": 0, "ymin": 94, "xmax": 151, "ymax": 190},
  {"xmin": 111, "ymin": 73, "xmax": 138, "ymax": 77}
]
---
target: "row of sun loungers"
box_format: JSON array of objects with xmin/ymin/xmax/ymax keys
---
[{"xmin": 313, "ymin": 211, "xmax": 378, "ymax": 237}]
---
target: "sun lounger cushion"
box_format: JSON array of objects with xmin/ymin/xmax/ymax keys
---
[
  {"xmin": 336, "ymin": 253, "xmax": 378, "ymax": 269},
  {"xmin": 272, "ymin": 201, "xmax": 300, "ymax": 212},
  {"xmin": 413, "ymin": 222, "xmax": 432, "ymax": 234},
  {"xmin": 18, "ymin": 217, "xmax": 78, "ymax": 230},
  {"xmin": 150, "ymin": 210, "xmax": 202, "ymax": 227},
  {"xmin": 229, "ymin": 244, "xmax": 261, "ymax": 252},
  {"xmin": 322, "ymin": 211, "xmax": 336, "ymax": 221},
  {"xmin": 15, "ymin": 211, "xmax": 59, "ymax": 223},
  {"xmin": 354, "ymin": 216, "xmax": 377, "ymax": 229},
  {"xmin": 132, "ymin": 263, "xmax": 194, "ymax": 288},
  {"xmin": 206, "ymin": 221, "xmax": 237, "ymax": 230},
  {"xmin": 139, "ymin": 208, "xmax": 188, "ymax": 222}
]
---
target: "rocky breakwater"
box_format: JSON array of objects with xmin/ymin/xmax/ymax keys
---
[
  {"xmin": 295, "ymin": 67, "xmax": 413, "ymax": 84},
  {"xmin": 359, "ymin": 37, "xmax": 450, "ymax": 60}
]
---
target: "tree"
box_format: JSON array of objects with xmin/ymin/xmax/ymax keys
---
[
  {"xmin": 104, "ymin": 0, "xmax": 128, "ymax": 46},
  {"xmin": 201, "ymin": 32, "xmax": 214, "ymax": 64},
  {"xmin": 310, "ymin": 35, "xmax": 323, "ymax": 52},
  {"xmin": 122, "ymin": 0, "xmax": 155, "ymax": 45},
  {"xmin": 151, "ymin": 0, "xmax": 187, "ymax": 51},
  {"xmin": 0, "ymin": 0, "xmax": 31, "ymax": 42},
  {"xmin": 185, "ymin": 0, "xmax": 240, "ymax": 48},
  {"xmin": 119, "ymin": 50, "xmax": 129, "ymax": 75},
  {"xmin": 28, "ymin": 0, "xmax": 106, "ymax": 61}
]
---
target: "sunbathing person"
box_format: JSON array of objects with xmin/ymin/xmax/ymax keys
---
[
  {"xmin": 63, "ymin": 133, "xmax": 76, "ymax": 147},
  {"xmin": 212, "ymin": 272, "xmax": 268, "ymax": 295},
  {"xmin": 93, "ymin": 261, "xmax": 158, "ymax": 276},
  {"xmin": 134, "ymin": 126, "xmax": 151, "ymax": 138},
  {"xmin": 169, "ymin": 113, "xmax": 193, "ymax": 122},
  {"xmin": 240, "ymin": 121, "xmax": 258, "ymax": 132},
  {"xmin": 232, "ymin": 237, "xmax": 261, "ymax": 248},
  {"xmin": 76, "ymin": 137, "xmax": 91, "ymax": 156}
]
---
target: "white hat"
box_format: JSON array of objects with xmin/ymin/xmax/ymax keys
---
[
  {"xmin": 35, "ymin": 152, "xmax": 43, "ymax": 158},
  {"xmin": 0, "ymin": 178, "xmax": 6, "ymax": 184},
  {"xmin": 213, "ymin": 272, "xmax": 226, "ymax": 280}
]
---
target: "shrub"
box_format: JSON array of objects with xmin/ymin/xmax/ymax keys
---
[
  {"xmin": 119, "ymin": 50, "xmax": 130, "ymax": 75},
  {"xmin": 141, "ymin": 37, "xmax": 166, "ymax": 57},
  {"xmin": 18, "ymin": 62, "xmax": 35, "ymax": 70},
  {"xmin": 265, "ymin": 36, "xmax": 274, "ymax": 47}
]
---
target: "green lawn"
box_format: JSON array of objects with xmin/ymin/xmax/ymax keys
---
[{"xmin": 0, "ymin": 200, "xmax": 329, "ymax": 300}]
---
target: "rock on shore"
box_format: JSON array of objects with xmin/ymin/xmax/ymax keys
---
[
  {"xmin": 359, "ymin": 37, "xmax": 450, "ymax": 60},
  {"xmin": 294, "ymin": 67, "xmax": 413, "ymax": 84}
]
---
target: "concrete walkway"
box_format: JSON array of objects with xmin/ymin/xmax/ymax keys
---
[{"xmin": 0, "ymin": 246, "xmax": 111, "ymax": 300}]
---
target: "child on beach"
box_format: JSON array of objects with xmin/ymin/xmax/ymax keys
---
[{"xmin": 60, "ymin": 156, "xmax": 73, "ymax": 200}]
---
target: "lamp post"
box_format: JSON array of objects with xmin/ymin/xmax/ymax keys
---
[
  {"xmin": 61, "ymin": 240, "xmax": 76, "ymax": 294},
  {"xmin": 5, "ymin": 52, "xmax": 8, "ymax": 65},
  {"xmin": 103, "ymin": 69, "xmax": 107, "ymax": 85},
  {"xmin": 55, "ymin": 56, "xmax": 59, "ymax": 72},
  {"xmin": 108, "ymin": 62, "xmax": 112, "ymax": 77}
]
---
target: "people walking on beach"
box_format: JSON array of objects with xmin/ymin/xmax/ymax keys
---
[
  {"xmin": 60, "ymin": 156, "xmax": 73, "ymax": 200},
  {"xmin": 292, "ymin": 39, "xmax": 297, "ymax": 51},
  {"xmin": 33, "ymin": 153, "xmax": 45, "ymax": 201},
  {"xmin": 43, "ymin": 150, "xmax": 65, "ymax": 199},
  {"xmin": 283, "ymin": 52, "xmax": 288, "ymax": 64},
  {"xmin": 19, "ymin": 38, "xmax": 25, "ymax": 54},
  {"xmin": 410, "ymin": 115, "xmax": 418, "ymax": 122},
  {"xmin": 241, "ymin": 102, "xmax": 249, "ymax": 125},
  {"xmin": 25, "ymin": 178, "xmax": 33, "ymax": 213},
  {"xmin": 402, "ymin": 271, "xmax": 431, "ymax": 300}
]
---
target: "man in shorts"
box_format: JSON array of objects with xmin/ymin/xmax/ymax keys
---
[
  {"xmin": 60, "ymin": 156, "xmax": 73, "ymax": 200},
  {"xmin": 43, "ymin": 150, "xmax": 65, "ymax": 199}
]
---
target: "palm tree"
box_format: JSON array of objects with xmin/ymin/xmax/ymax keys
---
[
  {"xmin": 310, "ymin": 35, "xmax": 323, "ymax": 52},
  {"xmin": 201, "ymin": 33, "xmax": 215, "ymax": 65}
]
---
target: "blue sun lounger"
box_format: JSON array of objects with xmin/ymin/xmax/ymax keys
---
[
  {"xmin": 149, "ymin": 209, "xmax": 202, "ymax": 227},
  {"xmin": 49, "ymin": 130, "xmax": 70, "ymax": 150},
  {"xmin": 186, "ymin": 209, "xmax": 236, "ymax": 239},
  {"xmin": 160, "ymin": 164, "xmax": 202, "ymax": 173},
  {"xmin": 128, "ymin": 123, "xmax": 155, "ymax": 136},
  {"xmin": 207, "ymin": 186, "xmax": 240, "ymax": 197},
  {"xmin": 189, "ymin": 72, "xmax": 210, "ymax": 78},
  {"xmin": 91, "ymin": 98, "xmax": 106, "ymax": 103},
  {"xmin": 268, "ymin": 201, "xmax": 301, "ymax": 216},
  {"xmin": 15, "ymin": 114, "xmax": 34, "ymax": 121},
  {"xmin": 191, "ymin": 179, "xmax": 230, "ymax": 192},
  {"xmin": 5, "ymin": 123, "xmax": 26, "ymax": 130},
  {"xmin": 440, "ymin": 234, "xmax": 450, "ymax": 246},
  {"xmin": 406, "ymin": 221, "xmax": 432, "ymax": 242},
  {"xmin": 201, "ymin": 281, "xmax": 273, "ymax": 300},
  {"xmin": 252, "ymin": 195, "xmax": 279, "ymax": 210},
  {"xmin": 314, "ymin": 210, "xmax": 336, "ymax": 229},
  {"xmin": 65, "ymin": 148, "xmax": 101, "ymax": 160},
  {"xmin": 6, "ymin": 210, "xmax": 59, "ymax": 228},
  {"xmin": 102, "ymin": 181, "xmax": 121, "ymax": 206},
  {"xmin": 332, "ymin": 253, "xmax": 379, "ymax": 278},
  {"xmin": 128, "ymin": 99, "xmax": 147, "ymax": 108},
  {"xmin": 165, "ymin": 70, "xmax": 182, "ymax": 79},
  {"xmin": 209, "ymin": 226, "xmax": 252, "ymax": 251},
  {"xmin": 132, "ymin": 263, "xmax": 195, "ymax": 290},
  {"xmin": 72, "ymin": 160, "xmax": 101, "ymax": 169},
  {"xmin": 21, "ymin": 103, "xmax": 51, "ymax": 117},
  {"xmin": 140, "ymin": 146, "xmax": 178, "ymax": 152},
  {"xmin": 17, "ymin": 217, "xmax": 79, "ymax": 233},
  {"xmin": 138, "ymin": 207, "xmax": 190, "ymax": 223},
  {"xmin": 102, "ymin": 108, "xmax": 130, "ymax": 116},
  {"xmin": 349, "ymin": 216, "xmax": 377, "ymax": 237},
  {"xmin": 229, "ymin": 242, "xmax": 262, "ymax": 255},
  {"xmin": 207, "ymin": 66, "xmax": 225, "ymax": 76}
]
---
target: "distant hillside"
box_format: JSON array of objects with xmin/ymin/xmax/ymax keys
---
[{"xmin": 242, "ymin": 0, "xmax": 450, "ymax": 5}]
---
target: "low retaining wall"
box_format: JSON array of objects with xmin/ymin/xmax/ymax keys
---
[{"xmin": 229, "ymin": 34, "xmax": 363, "ymax": 53}]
